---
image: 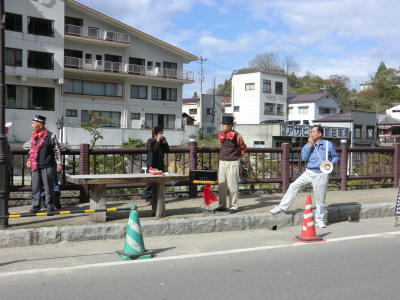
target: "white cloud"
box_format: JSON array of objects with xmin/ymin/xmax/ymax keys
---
[{"xmin": 199, "ymin": 29, "xmax": 274, "ymax": 56}]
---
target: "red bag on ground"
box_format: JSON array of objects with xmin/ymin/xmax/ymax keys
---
[{"xmin": 203, "ymin": 184, "xmax": 218, "ymax": 206}]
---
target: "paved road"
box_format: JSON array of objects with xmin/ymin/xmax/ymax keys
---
[{"xmin": 1, "ymin": 217, "xmax": 400, "ymax": 299}]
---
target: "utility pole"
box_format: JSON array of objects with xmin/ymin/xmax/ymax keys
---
[
  {"xmin": 198, "ymin": 56, "xmax": 207, "ymax": 130},
  {"xmin": 212, "ymin": 76, "xmax": 216, "ymax": 132},
  {"xmin": 0, "ymin": 0, "xmax": 9, "ymax": 228}
]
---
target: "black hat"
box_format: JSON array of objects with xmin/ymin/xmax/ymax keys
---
[
  {"xmin": 221, "ymin": 115, "xmax": 234, "ymax": 125},
  {"xmin": 33, "ymin": 115, "xmax": 46, "ymax": 123}
]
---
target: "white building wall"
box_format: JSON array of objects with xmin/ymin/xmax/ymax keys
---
[
  {"xmin": 232, "ymin": 72, "xmax": 287, "ymax": 124},
  {"xmin": 386, "ymin": 104, "xmax": 400, "ymax": 120}
]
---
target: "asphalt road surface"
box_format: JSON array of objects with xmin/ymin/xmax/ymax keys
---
[{"xmin": 1, "ymin": 217, "xmax": 400, "ymax": 300}]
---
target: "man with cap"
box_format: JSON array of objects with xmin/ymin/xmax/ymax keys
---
[
  {"xmin": 215, "ymin": 115, "xmax": 247, "ymax": 214},
  {"xmin": 26, "ymin": 115, "xmax": 62, "ymax": 213}
]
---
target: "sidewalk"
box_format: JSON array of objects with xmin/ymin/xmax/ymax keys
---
[{"xmin": 7, "ymin": 187, "xmax": 398, "ymax": 228}]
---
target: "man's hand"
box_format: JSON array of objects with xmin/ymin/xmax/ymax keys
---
[
  {"xmin": 307, "ymin": 136, "xmax": 315, "ymax": 147},
  {"xmin": 56, "ymin": 164, "xmax": 63, "ymax": 172},
  {"xmin": 26, "ymin": 160, "xmax": 31, "ymax": 169},
  {"xmin": 156, "ymin": 133, "xmax": 162, "ymax": 142}
]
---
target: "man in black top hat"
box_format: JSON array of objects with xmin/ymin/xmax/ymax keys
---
[
  {"xmin": 26, "ymin": 115, "xmax": 62, "ymax": 212},
  {"xmin": 215, "ymin": 115, "xmax": 247, "ymax": 213}
]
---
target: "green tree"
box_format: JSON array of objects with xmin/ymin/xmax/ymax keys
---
[
  {"xmin": 81, "ymin": 112, "xmax": 113, "ymax": 149},
  {"xmin": 122, "ymin": 138, "xmax": 146, "ymax": 148},
  {"xmin": 216, "ymin": 78, "xmax": 231, "ymax": 97}
]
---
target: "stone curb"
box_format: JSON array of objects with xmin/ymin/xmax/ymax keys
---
[{"xmin": 0, "ymin": 202, "xmax": 395, "ymax": 248}]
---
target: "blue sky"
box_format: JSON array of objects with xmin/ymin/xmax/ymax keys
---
[{"xmin": 78, "ymin": 0, "xmax": 400, "ymax": 97}]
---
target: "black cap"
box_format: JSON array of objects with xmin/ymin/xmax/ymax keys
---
[
  {"xmin": 33, "ymin": 115, "xmax": 46, "ymax": 123},
  {"xmin": 221, "ymin": 115, "xmax": 234, "ymax": 125}
]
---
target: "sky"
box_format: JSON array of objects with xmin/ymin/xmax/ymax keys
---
[{"xmin": 78, "ymin": 0, "xmax": 400, "ymax": 97}]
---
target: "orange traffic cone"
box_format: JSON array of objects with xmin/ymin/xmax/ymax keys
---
[{"xmin": 293, "ymin": 195, "xmax": 325, "ymax": 243}]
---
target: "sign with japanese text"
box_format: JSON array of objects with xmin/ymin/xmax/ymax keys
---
[{"xmin": 280, "ymin": 124, "xmax": 350, "ymax": 139}]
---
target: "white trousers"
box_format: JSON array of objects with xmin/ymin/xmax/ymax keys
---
[
  {"xmin": 218, "ymin": 159, "xmax": 240, "ymax": 209},
  {"xmin": 278, "ymin": 169, "xmax": 329, "ymax": 223}
]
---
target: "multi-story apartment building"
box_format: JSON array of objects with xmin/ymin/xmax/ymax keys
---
[
  {"xmin": 5, "ymin": 0, "xmax": 197, "ymax": 146},
  {"xmin": 231, "ymin": 69, "xmax": 287, "ymax": 124}
]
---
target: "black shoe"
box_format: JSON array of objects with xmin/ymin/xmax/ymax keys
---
[
  {"xmin": 229, "ymin": 208, "xmax": 238, "ymax": 214},
  {"xmin": 46, "ymin": 206, "xmax": 56, "ymax": 213},
  {"xmin": 29, "ymin": 208, "xmax": 40, "ymax": 213},
  {"xmin": 214, "ymin": 206, "xmax": 227, "ymax": 212},
  {"xmin": 54, "ymin": 203, "xmax": 62, "ymax": 210}
]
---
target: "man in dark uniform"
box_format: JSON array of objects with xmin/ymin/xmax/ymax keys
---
[{"xmin": 26, "ymin": 115, "xmax": 62, "ymax": 212}]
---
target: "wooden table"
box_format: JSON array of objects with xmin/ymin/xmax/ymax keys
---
[{"xmin": 66, "ymin": 173, "xmax": 189, "ymax": 222}]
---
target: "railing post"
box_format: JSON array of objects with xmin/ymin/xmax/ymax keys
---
[
  {"xmin": 339, "ymin": 139, "xmax": 348, "ymax": 191},
  {"xmin": 281, "ymin": 143, "xmax": 290, "ymax": 193},
  {"xmin": 79, "ymin": 143, "xmax": 90, "ymax": 203},
  {"xmin": 188, "ymin": 137, "xmax": 197, "ymax": 198},
  {"xmin": 393, "ymin": 143, "xmax": 400, "ymax": 188}
]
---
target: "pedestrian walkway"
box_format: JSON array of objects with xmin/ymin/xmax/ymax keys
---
[{"xmin": 7, "ymin": 188, "xmax": 398, "ymax": 229}]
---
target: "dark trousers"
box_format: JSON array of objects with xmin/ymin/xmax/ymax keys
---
[
  {"xmin": 145, "ymin": 183, "xmax": 152, "ymax": 203},
  {"xmin": 32, "ymin": 167, "xmax": 55, "ymax": 209}
]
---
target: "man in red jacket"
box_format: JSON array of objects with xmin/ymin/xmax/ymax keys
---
[{"xmin": 215, "ymin": 115, "xmax": 247, "ymax": 214}]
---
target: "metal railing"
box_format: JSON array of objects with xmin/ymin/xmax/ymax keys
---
[
  {"xmin": 65, "ymin": 24, "xmax": 130, "ymax": 44},
  {"xmin": 64, "ymin": 56, "xmax": 194, "ymax": 81},
  {"xmin": 9, "ymin": 142, "xmax": 400, "ymax": 202}
]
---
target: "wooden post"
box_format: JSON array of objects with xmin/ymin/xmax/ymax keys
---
[
  {"xmin": 281, "ymin": 143, "xmax": 290, "ymax": 193},
  {"xmin": 393, "ymin": 143, "xmax": 400, "ymax": 188},
  {"xmin": 80, "ymin": 143, "xmax": 90, "ymax": 203},
  {"xmin": 188, "ymin": 137, "xmax": 197, "ymax": 198},
  {"xmin": 339, "ymin": 139, "xmax": 348, "ymax": 191}
]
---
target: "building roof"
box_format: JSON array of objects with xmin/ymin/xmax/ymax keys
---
[
  {"xmin": 66, "ymin": 0, "xmax": 198, "ymax": 62},
  {"xmin": 288, "ymin": 93, "xmax": 328, "ymax": 104},
  {"xmin": 182, "ymin": 112, "xmax": 196, "ymax": 122},
  {"xmin": 232, "ymin": 67, "xmax": 286, "ymax": 77},
  {"xmin": 182, "ymin": 97, "xmax": 200, "ymax": 104},
  {"xmin": 315, "ymin": 112, "xmax": 352, "ymax": 122},
  {"xmin": 378, "ymin": 115, "xmax": 400, "ymax": 125}
]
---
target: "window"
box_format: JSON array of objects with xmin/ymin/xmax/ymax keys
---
[
  {"xmin": 206, "ymin": 108, "xmax": 213, "ymax": 115},
  {"xmin": 88, "ymin": 26, "xmax": 99, "ymax": 39},
  {"xmin": 151, "ymin": 87, "xmax": 177, "ymax": 101},
  {"xmin": 28, "ymin": 16, "xmax": 54, "ymax": 37},
  {"xmin": 234, "ymin": 106, "xmax": 240, "ymax": 112},
  {"xmin": 81, "ymin": 110, "xmax": 121, "ymax": 127},
  {"xmin": 275, "ymin": 82, "xmax": 283, "ymax": 95},
  {"xmin": 96, "ymin": 55, "xmax": 102, "ymax": 66},
  {"xmin": 263, "ymin": 80, "xmax": 271, "ymax": 93},
  {"xmin": 264, "ymin": 103, "xmax": 274, "ymax": 115},
  {"xmin": 66, "ymin": 109, "xmax": 78, "ymax": 117},
  {"xmin": 392, "ymin": 109, "xmax": 400, "ymax": 113},
  {"xmin": 189, "ymin": 109, "xmax": 197, "ymax": 115},
  {"xmin": 288, "ymin": 107, "xmax": 293, "ymax": 115},
  {"xmin": 65, "ymin": 16, "xmax": 83, "ymax": 26},
  {"xmin": 253, "ymin": 141, "xmax": 265, "ymax": 148},
  {"xmin": 27, "ymin": 51, "xmax": 54, "ymax": 70},
  {"xmin": 298, "ymin": 106, "xmax": 308, "ymax": 114},
  {"xmin": 245, "ymin": 83, "xmax": 255, "ymax": 91},
  {"xmin": 367, "ymin": 126, "xmax": 375, "ymax": 139},
  {"xmin": 145, "ymin": 113, "xmax": 175, "ymax": 129},
  {"xmin": 5, "ymin": 48, "xmax": 22, "ymax": 67},
  {"xmin": 6, "ymin": 84, "xmax": 55, "ymax": 111},
  {"xmin": 130, "ymin": 113, "xmax": 140, "ymax": 120},
  {"xmin": 64, "ymin": 79, "xmax": 122, "ymax": 97},
  {"xmin": 354, "ymin": 125, "xmax": 362, "ymax": 139},
  {"xmin": 5, "ymin": 12, "xmax": 22, "ymax": 32},
  {"xmin": 276, "ymin": 104, "xmax": 283, "ymax": 115},
  {"xmin": 163, "ymin": 61, "xmax": 177, "ymax": 69},
  {"xmin": 130, "ymin": 85, "xmax": 148, "ymax": 99},
  {"xmin": 319, "ymin": 107, "xmax": 331, "ymax": 114}
]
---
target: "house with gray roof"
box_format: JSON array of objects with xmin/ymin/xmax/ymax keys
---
[{"xmin": 288, "ymin": 93, "xmax": 340, "ymax": 124}]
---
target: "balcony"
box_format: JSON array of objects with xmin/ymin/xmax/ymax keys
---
[
  {"xmin": 64, "ymin": 56, "xmax": 194, "ymax": 82},
  {"xmin": 65, "ymin": 24, "xmax": 130, "ymax": 45},
  {"xmin": 264, "ymin": 111, "xmax": 284, "ymax": 116}
]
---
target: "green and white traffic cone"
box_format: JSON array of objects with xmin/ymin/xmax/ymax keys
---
[{"xmin": 117, "ymin": 205, "xmax": 153, "ymax": 260}]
